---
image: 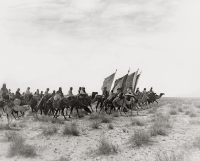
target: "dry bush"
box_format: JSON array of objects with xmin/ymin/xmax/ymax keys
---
[
  {"xmin": 112, "ymin": 112, "xmax": 119, "ymax": 117},
  {"xmin": 131, "ymin": 118, "xmax": 146, "ymax": 126},
  {"xmin": 185, "ymin": 110, "xmax": 190, "ymax": 115},
  {"xmin": 100, "ymin": 115, "xmax": 112, "ymax": 123},
  {"xmin": 8, "ymin": 134, "xmax": 36, "ymax": 158},
  {"xmin": 63, "ymin": 122, "xmax": 80, "ymax": 136},
  {"xmin": 56, "ymin": 156, "xmax": 70, "ymax": 161},
  {"xmin": 150, "ymin": 113, "xmax": 172, "ymax": 136},
  {"xmin": 156, "ymin": 150, "xmax": 188, "ymax": 161},
  {"xmin": 5, "ymin": 131, "xmax": 19, "ymax": 141},
  {"xmin": 190, "ymin": 120, "xmax": 200, "ymax": 124},
  {"xmin": 34, "ymin": 115, "xmax": 51, "ymax": 122},
  {"xmin": 169, "ymin": 109, "xmax": 177, "ymax": 115},
  {"xmin": 108, "ymin": 123, "xmax": 114, "ymax": 129},
  {"xmin": 148, "ymin": 107, "xmax": 157, "ymax": 114},
  {"xmin": 89, "ymin": 113, "xmax": 100, "ymax": 120},
  {"xmin": 0, "ymin": 123, "xmax": 5, "ymax": 130},
  {"xmin": 193, "ymin": 136, "xmax": 200, "ymax": 149},
  {"xmin": 10, "ymin": 122, "xmax": 17, "ymax": 127},
  {"xmin": 91, "ymin": 121, "xmax": 101, "ymax": 129},
  {"xmin": 130, "ymin": 129, "xmax": 151, "ymax": 147},
  {"xmin": 189, "ymin": 112, "xmax": 197, "ymax": 118},
  {"xmin": 97, "ymin": 137, "xmax": 119, "ymax": 155},
  {"xmin": 51, "ymin": 118, "xmax": 65, "ymax": 124},
  {"xmin": 42, "ymin": 125, "xmax": 58, "ymax": 135},
  {"xmin": 178, "ymin": 107, "xmax": 183, "ymax": 112}
]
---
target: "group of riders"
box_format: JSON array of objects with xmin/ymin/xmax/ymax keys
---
[
  {"xmin": 0, "ymin": 82, "xmax": 161, "ymax": 119},
  {"xmin": 0, "ymin": 83, "xmax": 88, "ymax": 103},
  {"xmin": 99, "ymin": 86, "xmax": 155, "ymax": 109}
]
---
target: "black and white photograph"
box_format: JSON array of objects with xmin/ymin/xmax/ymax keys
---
[{"xmin": 0, "ymin": 0, "xmax": 200, "ymax": 160}]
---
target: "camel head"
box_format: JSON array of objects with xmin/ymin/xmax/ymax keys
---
[{"xmin": 160, "ymin": 93, "xmax": 165, "ymax": 96}]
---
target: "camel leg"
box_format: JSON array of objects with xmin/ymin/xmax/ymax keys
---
[
  {"xmin": 76, "ymin": 107, "xmax": 81, "ymax": 118},
  {"xmin": 96, "ymin": 101, "xmax": 100, "ymax": 112},
  {"xmin": 69, "ymin": 106, "xmax": 74, "ymax": 118}
]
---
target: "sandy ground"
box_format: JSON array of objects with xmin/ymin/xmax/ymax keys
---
[{"xmin": 1, "ymin": 97, "xmax": 200, "ymax": 161}]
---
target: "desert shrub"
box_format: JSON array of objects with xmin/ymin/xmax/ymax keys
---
[
  {"xmin": 112, "ymin": 112, "xmax": 119, "ymax": 117},
  {"xmin": 150, "ymin": 113, "xmax": 171, "ymax": 136},
  {"xmin": 195, "ymin": 104, "xmax": 200, "ymax": 108},
  {"xmin": 189, "ymin": 112, "xmax": 197, "ymax": 117},
  {"xmin": 98, "ymin": 137, "xmax": 119, "ymax": 155},
  {"xmin": 8, "ymin": 135, "xmax": 36, "ymax": 157},
  {"xmin": 190, "ymin": 120, "xmax": 200, "ymax": 124},
  {"xmin": 130, "ymin": 129, "xmax": 151, "ymax": 147},
  {"xmin": 100, "ymin": 115, "xmax": 112, "ymax": 123},
  {"xmin": 122, "ymin": 128, "xmax": 128, "ymax": 133},
  {"xmin": 156, "ymin": 150, "xmax": 188, "ymax": 161},
  {"xmin": 10, "ymin": 122, "xmax": 17, "ymax": 127},
  {"xmin": 42, "ymin": 125, "xmax": 58, "ymax": 135},
  {"xmin": 185, "ymin": 110, "xmax": 190, "ymax": 115},
  {"xmin": 56, "ymin": 156, "xmax": 70, "ymax": 161},
  {"xmin": 193, "ymin": 136, "xmax": 200, "ymax": 149},
  {"xmin": 5, "ymin": 132, "xmax": 19, "ymax": 141},
  {"xmin": 51, "ymin": 119, "xmax": 65, "ymax": 124},
  {"xmin": 131, "ymin": 118, "xmax": 146, "ymax": 126},
  {"xmin": 0, "ymin": 123, "xmax": 5, "ymax": 130},
  {"xmin": 108, "ymin": 123, "xmax": 114, "ymax": 129},
  {"xmin": 89, "ymin": 114, "xmax": 100, "ymax": 120},
  {"xmin": 148, "ymin": 107, "xmax": 157, "ymax": 114},
  {"xmin": 169, "ymin": 108, "xmax": 177, "ymax": 115},
  {"xmin": 178, "ymin": 107, "xmax": 183, "ymax": 112},
  {"xmin": 91, "ymin": 121, "xmax": 101, "ymax": 129},
  {"xmin": 63, "ymin": 123, "xmax": 80, "ymax": 136}
]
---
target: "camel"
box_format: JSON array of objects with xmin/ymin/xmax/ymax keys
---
[
  {"xmin": 147, "ymin": 93, "xmax": 165, "ymax": 106},
  {"xmin": 113, "ymin": 96, "xmax": 139, "ymax": 116}
]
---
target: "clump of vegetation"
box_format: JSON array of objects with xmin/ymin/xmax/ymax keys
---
[
  {"xmin": 150, "ymin": 113, "xmax": 172, "ymax": 136},
  {"xmin": 189, "ymin": 112, "xmax": 197, "ymax": 117},
  {"xmin": 89, "ymin": 113, "xmax": 100, "ymax": 120},
  {"xmin": 193, "ymin": 136, "xmax": 200, "ymax": 149},
  {"xmin": 42, "ymin": 125, "xmax": 58, "ymax": 135},
  {"xmin": 112, "ymin": 112, "xmax": 119, "ymax": 117},
  {"xmin": 178, "ymin": 107, "xmax": 183, "ymax": 112},
  {"xmin": 100, "ymin": 115, "xmax": 112, "ymax": 123},
  {"xmin": 130, "ymin": 129, "xmax": 151, "ymax": 147},
  {"xmin": 0, "ymin": 123, "xmax": 5, "ymax": 130},
  {"xmin": 63, "ymin": 122, "xmax": 80, "ymax": 136},
  {"xmin": 169, "ymin": 108, "xmax": 177, "ymax": 115},
  {"xmin": 91, "ymin": 121, "xmax": 101, "ymax": 129},
  {"xmin": 185, "ymin": 110, "xmax": 190, "ymax": 115},
  {"xmin": 156, "ymin": 150, "xmax": 188, "ymax": 161},
  {"xmin": 131, "ymin": 118, "xmax": 146, "ymax": 126},
  {"xmin": 56, "ymin": 156, "xmax": 70, "ymax": 161},
  {"xmin": 51, "ymin": 118, "xmax": 65, "ymax": 124},
  {"xmin": 97, "ymin": 137, "xmax": 119, "ymax": 155},
  {"xmin": 5, "ymin": 131, "xmax": 19, "ymax": 141},
  {"xmin": 108, "ymin": 123, "xmax": 114, "ymax": 129},
  {"xmin": 148, "ymin": 107, "xmax": 157, "ymax": 114},
  {"xmin": 8, "ymin": 134, "xmax": 36, "ymax": 158}
]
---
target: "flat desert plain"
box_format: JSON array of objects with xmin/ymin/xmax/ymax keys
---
[{"xmin": 1, "ymin": 97, "xmax": 200, "ymax": 161}]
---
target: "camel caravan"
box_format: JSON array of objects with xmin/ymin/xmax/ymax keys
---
[{"xmin": 0, "ymin": 69, "xmax": 164, "ymax": 126}]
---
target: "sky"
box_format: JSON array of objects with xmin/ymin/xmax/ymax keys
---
[{"xmin": 0, "ymin": 0, "xmax": 200, "ymax": 97}]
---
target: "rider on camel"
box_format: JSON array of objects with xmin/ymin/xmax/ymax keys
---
[
  {"xmin": 57, "ymin": 87, "xmax": 64, "ymax": 98},
  {"xmin": 112, "ymin": 88, "xmax": 123, "ymax": 109},
  {"xmin": 67, "ymin": 87, "xmax": 73, "ymax": 97},
  {"xmin": 100, "ymin": 87, "xmax": 109, "ymax": 107},
  {"xmin": 1, "ymin": 83, "xmax": 9, "ymax": 100}
]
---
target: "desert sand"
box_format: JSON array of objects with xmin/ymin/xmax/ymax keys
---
[{"xmin": 1, "ymin": 97, "xmax": 200, "ymax": 161}]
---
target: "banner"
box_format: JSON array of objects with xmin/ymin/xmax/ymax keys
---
[
  {"xmin": 101, "ymin": 72, "xmax": 116, "ymax": 92},
  {"xmin": 132, "ymin": 70, "xmax": 139, "ymax": 92},
  {"xmin": 133, "ymin": 73, "xmax": 141, "ymax": 92},
  {"xmin": 113, "ymin": 74, "xmax": 128, "ymax": 93},
  {"xmin": 124, "ymin": 72, "xmax": 135, "ymax": 93}
]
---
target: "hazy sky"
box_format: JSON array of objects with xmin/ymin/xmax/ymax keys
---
[{"xmin": 0, "ymin": 0, "xmax": 200, "ymax": 97}]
